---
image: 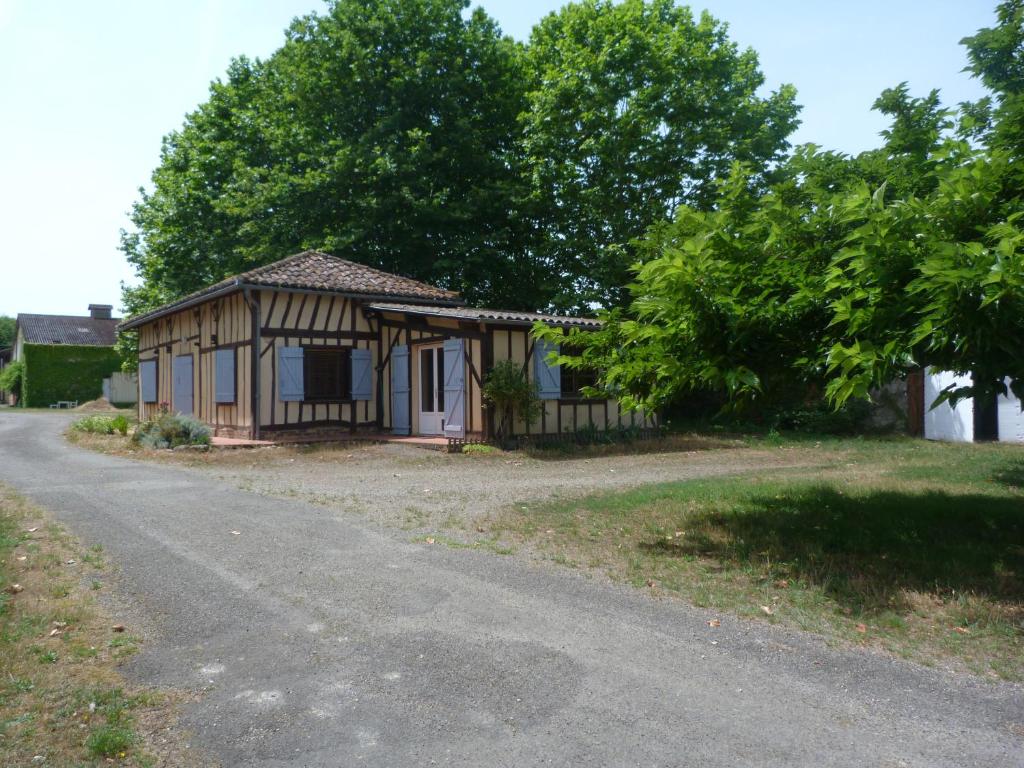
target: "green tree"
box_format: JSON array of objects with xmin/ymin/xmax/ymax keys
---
[
  {"xmin": 543, "ymin": 2, "xmax": 1024, "ymax": 415},
  {"xmin": 123, "ymin": 0, "xmax": 540, "ymax": 314},
  {"xmin": 521, "ymin": 0, "xmax": 799, "ymax": 311},
  {"xmin": 0, "ymin": 315, "xmax": 14, "ymax": 349}
]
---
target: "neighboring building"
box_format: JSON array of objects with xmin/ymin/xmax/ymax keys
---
[
  {"xmin": 921, "ymin": 368, "xmax": 1024, "ymax": 443},
  {"xmin": 13, "ymin": 305, "xmax": 123, "ymax": 407},
  {"xmin": 119, "ymin": 251, "xmax": 654, "ymax": 441}
]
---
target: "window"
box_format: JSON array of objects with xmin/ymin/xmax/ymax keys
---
[
  {"xmin": 560, "ymin": 365, "xmax": 598, "ymax": 400},
  {"xmin": 303, "ymin": 348, "xmax": 351, "ymax": 402}
]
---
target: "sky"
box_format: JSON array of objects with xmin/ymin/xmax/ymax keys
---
[{"xmin": 0, "ymin": 0, "xmax": 998, "ymax": 318}]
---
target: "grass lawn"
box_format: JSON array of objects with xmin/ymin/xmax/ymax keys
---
[
  {"xmin": 0, "ymin": 484, "xmax": 192, "ymax": 766},
  {"xmin": 487, "ymin": 436, "xmax": 1024, "ymax": 681}
]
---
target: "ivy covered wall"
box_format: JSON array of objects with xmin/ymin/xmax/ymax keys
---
[{"xmin": 21, "ymin": 344, "xmax": 122, "ymax": 407}]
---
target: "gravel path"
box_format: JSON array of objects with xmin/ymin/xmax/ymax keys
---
[
  {"xmin": 175, "ymin": 438, "xmax": 821, "ymax": 532},
  {"xmin": 1, "ymin": 411, "xmax": 1021, "ymax": 767}
]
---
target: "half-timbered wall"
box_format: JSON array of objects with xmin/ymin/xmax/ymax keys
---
[
  {"xmin": 490, "ymin": 327, "xmax": 653, "ymax": 436},
  {"xmin": 371, "ymin": 311, "xmax": 651, "ymax": 438},
  {"xmin": 257, "ymin": 289, "xmax": 377, "ymax": 433},
  {"xmin": 136, "ymin": 291, "xmax": 252, "ymax": 434}
]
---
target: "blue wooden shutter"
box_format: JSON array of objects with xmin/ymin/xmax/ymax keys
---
[
  {"xmin": 278, "ymin": 346, "xmax": 304, "ymax": 402},
  {"xmin": 443, "ymin": 338, "xmax": 465, "ymax": 437},
  {"xmin": 534, "ymin": 340, "xmax": 561, "ymax": 400},
  {"xmin": 214, "ymin": 348, "xmax": 235, "ymax": 404},
  {"xmin": 390, "ymin": 345, "xmax": 410, "ymax": 435},
  {"xmin": 172, "ymin": 355, "xmax": 193, "ymax": 415},
  {"xmin": 350, "ymin": 348, "xmax": 372, "ymax": 401},
  {"xmin": 140, "ymin": 360, "xmax": 157, "ymax": 403}
]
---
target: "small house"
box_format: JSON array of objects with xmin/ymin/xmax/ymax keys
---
[
  {"xmin": 119, "ymin": 251, "xmax": 654, "ymax": 442},
  {"xmin": 12, "ymin": 305, "xmax": 123, "ymax": 407}
]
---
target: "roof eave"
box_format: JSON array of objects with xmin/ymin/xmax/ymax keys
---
[
  {"xmin": 117, "ymin": 281, "xmax": 463, "ymax": 332},
  {"xmin": 117, "ymin": 281, "xmax": 242, "ymax": 331}
]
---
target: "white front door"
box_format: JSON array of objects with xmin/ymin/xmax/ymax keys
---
[{"xmin": 418, "ymin": 344, "xmax": 445, "ymax": 435}]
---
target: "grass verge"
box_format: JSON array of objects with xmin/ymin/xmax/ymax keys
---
[
  {"xmin": 0, "ymin": 483, "xmax": 195, "ymax": 766},
  {"xmin": 486, "ymin": 437, "xmax": 1024, "ymax": 681}
]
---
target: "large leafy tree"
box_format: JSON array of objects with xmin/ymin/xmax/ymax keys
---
[
  {"xmin": 543, "ymin": 1, "xmax": 1024, "ymax": 413},
  {"xmin": 0, "ymin": 316, "xmax": 14, "ymax": 349},
  {"xmin": 123, "ymin": 0, "xmax": 537, "ymax": 315},
  {"xmin": 521, "ymin": 0, "xmax": 799, "ymax": 311}
]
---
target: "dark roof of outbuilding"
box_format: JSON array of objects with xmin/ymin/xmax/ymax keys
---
[
  {"xmin": 119, "ymin": 251, "xmax": 463, "ymax": 330},
  {"xmin": 365, "ymin": 302, "xmax": 603, "ymax": 329},
  {"xmin": 16, "ymin": 314, "xmax": 120, "ymax": 347}
]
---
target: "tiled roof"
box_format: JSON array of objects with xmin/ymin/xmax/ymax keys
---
[
  {"xmin": 16, "ymin": 314, "xmax": 120, "ymax": 346},
  {"xmin": 365, "ymin": 302, "xmax": 603, "ymax": 329},
  {"xmin": 120, "ymin": 251, "xmax": 463, "ymax": 330}
]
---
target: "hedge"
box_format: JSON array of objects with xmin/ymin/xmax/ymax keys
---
[{"xmin": 21, "ymin": 344, "xmax": 122, "ymax": 407}]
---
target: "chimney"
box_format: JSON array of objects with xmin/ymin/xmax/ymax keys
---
[{"xmin": 88, "ymin": 304, "xmax": 113, "ymax": 320}]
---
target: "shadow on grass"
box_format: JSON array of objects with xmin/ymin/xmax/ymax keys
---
[
  {"xmin": 991, "ymin": 459, "xmax": 1024, "ymax": 491},
  {"xmin": 641, "ymin": 486, "xmax": 1024, "ymax": 615}
]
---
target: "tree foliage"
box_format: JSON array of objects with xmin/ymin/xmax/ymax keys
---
[
  {"xmin": 123, "ymin": 0, "xmax": 535, "ymax": 315},
  {"xmin": 521, "ymin": 0, "xmax": 799, "ymax": 311},
  {"xmin": 0, "ymin": 315, "xmax": 14, "ymax": 349},
  {"xmin": 543, "ymin": 2, "xmax": 1024, "ymax": 413},
  {"xmin": 122, "ymin": 0, "xmax": 797, "ymax": 318},
  {"xmin": 481, "ymin": 359, "xmax": 542, "ymax": 443}
]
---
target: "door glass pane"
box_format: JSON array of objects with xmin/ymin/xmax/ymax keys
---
[
  {"xmin": 437, "ymin": 348, "xmax": 444, "ymax": 412},
  {"xmin": 421, "ymin": 348, "xmax": 434, "ymax": 412}
]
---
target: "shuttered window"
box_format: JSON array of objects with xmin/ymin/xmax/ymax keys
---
[
  {"xmin": 533, "ymin": 340, "xmax": 561, "ymax": 400},
  {"xmin": 303, "ymin": 348, "xmax": 351, "ymax": 402},
  {"xmin": 214, "ymin": 349, "xmax": 235, "ymax": 404},
  {"xmin": 140, "ymin": 359, "xmax": 158, "ymax": 403},
  {"xmin": 560, "ymin": 366, "xmax": 598, "ymax": 400}
]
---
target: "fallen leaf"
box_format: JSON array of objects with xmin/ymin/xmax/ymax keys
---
[
  {"xmin": 26, "ymin": 527, "xmax": 38, "ymax": 533},
  {"xmin": 674, "ymin": 531, "xmax": 685, "ymax": 538},
  {"xmin": 16, "ymin": 555, "xmax": 26, "ymax": 562},
  {"xmin": 230, "ymin": 530, "xmax": 241, "ymax": 536},
  {"xmin": 49, "ymin": 628, "xmax": 63, "ymax": 637},
  {"xmin": 645, "ymin": 579, "xmax": 655, "ymax": 588},
  {"xmin": 476, "ymin": 526, "xmax": 486, "ymax": 533},
  {"xmin": 53, "ymin": 621, "xmax": 67, "ymax": 629},
  {"xmin": 6, "ymin": 583, "xmax": 24, "ymax": 594},
  {"xmin": 707, "ymin": 618, "xmax": 721, "ymax": 628},
  {"xmin": 112, "ymin": 624, "xmax": 125, "ymax": 633},
  {"xmin": 425, "ymin": 537, "xmax": 435, "ymax": 545},
  {"xmin": 66, "ymin": 559, "xmax": 76, "ymax": 565},
  {"xmin": 953, "ymin": 626, "xmax": 970, "ymax": 635},
  {"xmin": 774, "ymin": 579, "xmax": 789, "ymax": 589},
  {"xmin": 856, "ymin": 623, "xmax": 867, "ymax": 634},
  {"xmin": 760, "ymin": 605, "xmax": 774, "ymax": 616}
]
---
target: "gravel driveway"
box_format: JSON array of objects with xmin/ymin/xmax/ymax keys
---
[
  {"xmin": 1, "ymin": 410, "xmax": 1021, "ymax": 767},
  {"xmin": 169, "ymin": 437, "xmax": 820, "ymax": 533}
]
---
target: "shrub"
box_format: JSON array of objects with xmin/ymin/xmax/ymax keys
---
[
  {"xmin": 132, "ymin": 413, "xmax": 211, "ymax": 449},
  {"xmin": 482, "ymin": 360, "xmax": 542, "ymax": 444},
  {"xmin": 0, "ymin": 359, "xmax": 24, "ymax": 401},
  {"xmin": 110, "ymin": 414, "xmax": 130, "ymax": 435},
  {"xmin": 72, "ymin": 415, "xmax": 117, "ymax": 435}
]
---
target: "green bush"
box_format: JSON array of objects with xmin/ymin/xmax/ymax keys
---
[
  {"xmin": 72, "ymin": 415, "xmax": 117, "ymax": 435},
  {"xmin": 769, "ymin": 400, "xmax": 873, "ymax": 435},
  {"xmin": 132, "ymin": 412, "xmax": 211, "ymax": 449},
  {"xmin": 21, "ymin": 344, "xmax": 122, "ymax": 407},
  {"xmin": 0, "ymin": 359, "xmax": 24, "ymax": 400},
  {"xmin": 482, "ymin": 360, "xmax": 542, "ymax": 444}
]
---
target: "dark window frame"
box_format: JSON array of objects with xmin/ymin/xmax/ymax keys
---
[
  {"xmin": 558, "ymin": 344, "xmax": 599, "ymax": 401},
  {"xmin": 302, "ymin": 346, "xmax": 352, "ymax": 403}
]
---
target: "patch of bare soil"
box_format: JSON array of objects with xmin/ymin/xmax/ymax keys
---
[{"xmin": 75, "ymin": 397, "xmax": 121, "ymax": 413}]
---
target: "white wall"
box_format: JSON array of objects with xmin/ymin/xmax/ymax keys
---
[
  {"xmin": 924, "ymin": 368, "xmax": 974, "ymax": 443},
  {"xmin": 103, "ymin": 372, "xmax": 138, "ymax": 404},
  {"xmin": 997, "ymin": 380, "xmax": 1024, "ymax": 444}
]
